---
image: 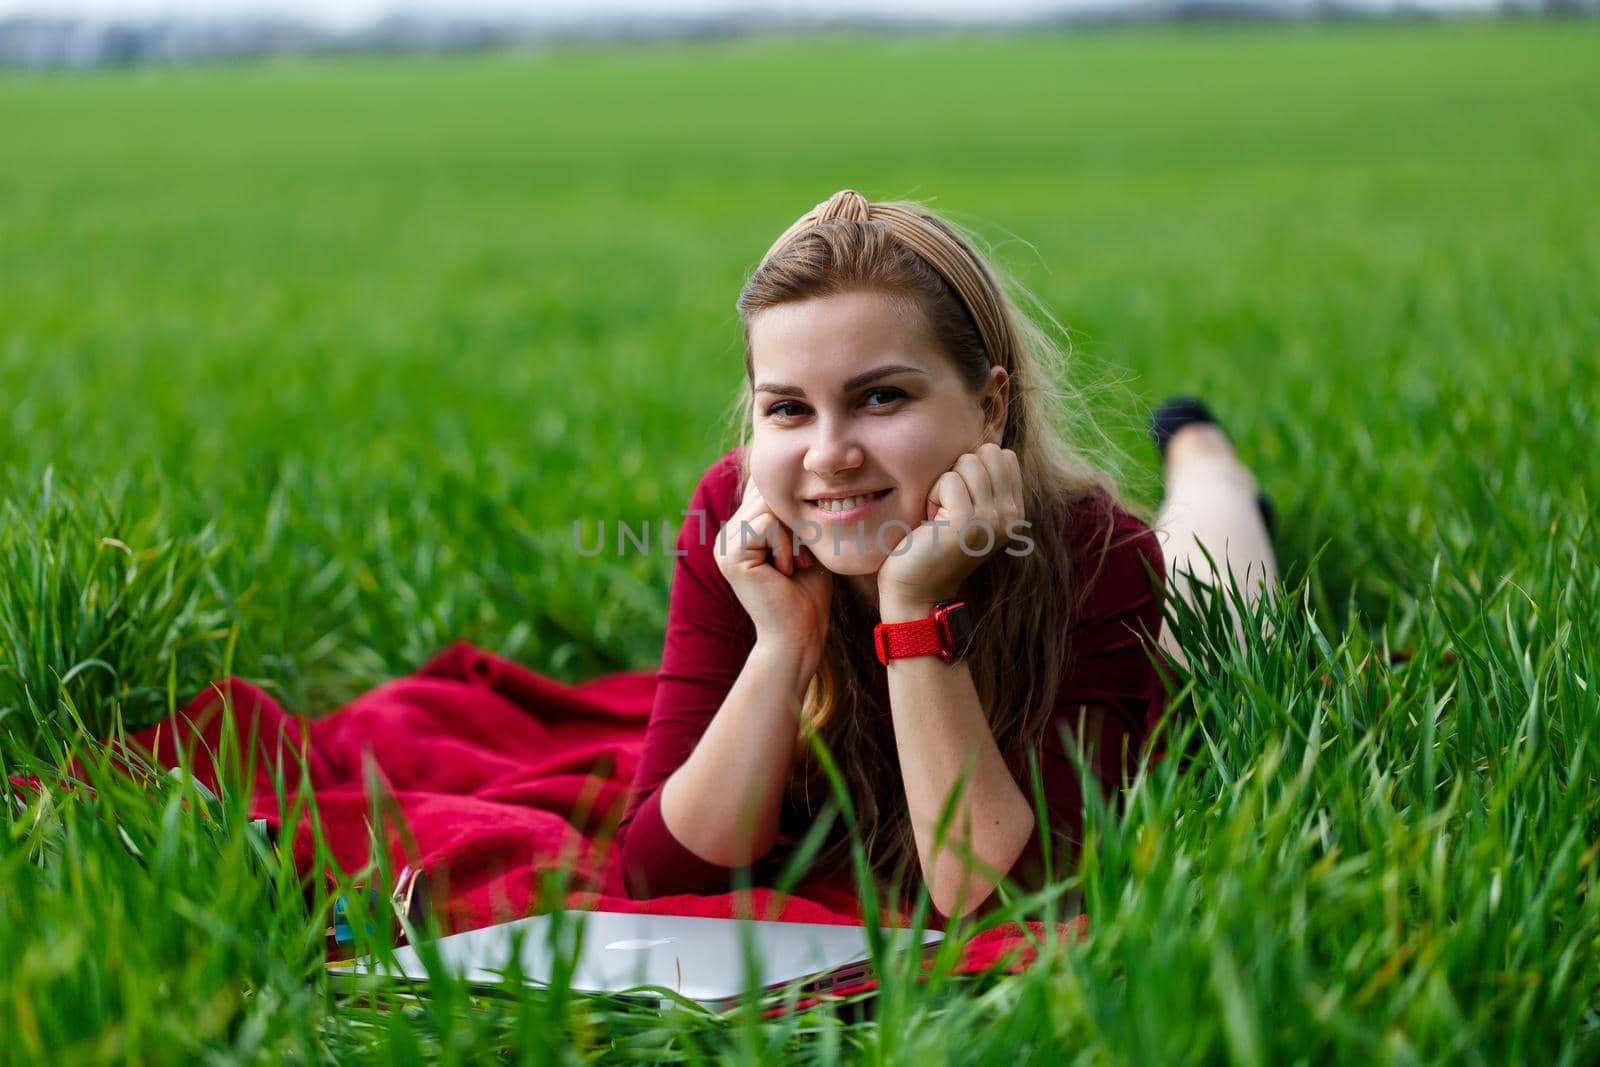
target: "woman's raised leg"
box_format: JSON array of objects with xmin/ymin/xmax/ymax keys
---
[{"xmin": 1150, "ymin": 413, "xmax": 1281, "ymax": 669}]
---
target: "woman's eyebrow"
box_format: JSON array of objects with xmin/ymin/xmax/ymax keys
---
[{"xmin": 754, "ymin": 364, "xmax": 927, "ymax": 398}]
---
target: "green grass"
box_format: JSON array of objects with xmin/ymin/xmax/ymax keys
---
[{"xmin": 3, "ymin": 19, "xmax": 1599, "ymax": 1062}]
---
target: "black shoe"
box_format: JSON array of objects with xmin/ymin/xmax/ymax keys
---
[
  {"xmin": 1149, "ymin": 395, "xmax": 1278, "ymax": 543},
  {"xmin": 1149, "ymin": 395, "xmax": 1217, "ymax": 460}
]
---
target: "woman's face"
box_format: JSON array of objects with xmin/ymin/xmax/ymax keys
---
[{"xmin": 747, "ymin": 289, "xmax": 1008, "ymax": 592}]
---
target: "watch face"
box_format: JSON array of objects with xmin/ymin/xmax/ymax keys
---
[{"xmin": 935, "ymin": 600, "xmax": 975, "ymax": 661}]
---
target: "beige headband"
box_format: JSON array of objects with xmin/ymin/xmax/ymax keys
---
[{"xmin": 756, "ymin": 189, "xmax": 1012, "ymax": 368}]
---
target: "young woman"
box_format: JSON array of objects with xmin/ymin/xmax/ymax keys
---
[{"xmin": 612, "ymin": 189, "xmax": 1279, "ymax": 924}]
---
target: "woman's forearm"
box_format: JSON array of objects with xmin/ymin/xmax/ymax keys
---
[
  {"xmin": 880, "ymin": 597, "xmax": 1037, "ymax": 919},
  {"xmin": 657, "ymin": 641, "xmax": 813, "ymax": 868}
]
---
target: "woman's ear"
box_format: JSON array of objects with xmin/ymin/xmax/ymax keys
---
[{"xmin": 980, "ymin": 366, "xmax": 1010, "ymax": 447}]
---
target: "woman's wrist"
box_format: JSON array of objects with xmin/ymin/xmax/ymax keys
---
[
  {"xmin": 878, "ymin": 595, "xmax": 939, "ymax": 624},
  {"xmin": 749, "ymin": 637, "xmax": 820, "ymax": 700}
]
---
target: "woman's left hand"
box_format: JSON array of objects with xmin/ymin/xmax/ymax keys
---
[{"xmin": 877, "ymin": 443, "xmax": 1027, "ymax": 615}]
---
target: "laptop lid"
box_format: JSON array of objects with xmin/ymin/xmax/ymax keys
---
[{"xmin": 334, "ymin": 910, "xmax": 944, "ymax": 1009}]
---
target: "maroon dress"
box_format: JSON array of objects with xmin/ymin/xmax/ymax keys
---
[{"xmin": 613, "ymin": 447, "xmax": 1169, "ymax": 921}]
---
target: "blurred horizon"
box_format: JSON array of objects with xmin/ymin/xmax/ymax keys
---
[
  {"xmin": 8, "ymin": 0, "xmax": 1580, "ymax": 71},
  {"xmin": 0, "ymin": 0, "xmax": 1519, "ymax": 24}
]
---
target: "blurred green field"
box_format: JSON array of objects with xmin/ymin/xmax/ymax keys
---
[{"xmin": 3, "ymin": 20, "xmax": 1600, "ymax": 1063}]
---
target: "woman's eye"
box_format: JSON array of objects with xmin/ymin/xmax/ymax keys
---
[{"xmin": 764, "ymin": 388, "xmax": 901, "ymax": 420}]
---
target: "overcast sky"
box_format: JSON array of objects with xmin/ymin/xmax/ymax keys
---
[{"xmin": 0, "ymin": 0, "xmax": 1493, "ymax": 26}]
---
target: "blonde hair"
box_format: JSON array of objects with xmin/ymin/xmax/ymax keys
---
[{"xmin": 728, "ymin": 189, "xmax": 1132, "ymax": 898}]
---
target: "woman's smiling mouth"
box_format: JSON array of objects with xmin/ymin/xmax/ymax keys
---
[{"xmin": 807, "ymin": 488, "xmax": 892, "ymax": 521}]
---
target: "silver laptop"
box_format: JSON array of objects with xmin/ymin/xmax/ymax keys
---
[{"xmin": 330, "ymin": 910, "xmax": 944, "ymax": 1011}]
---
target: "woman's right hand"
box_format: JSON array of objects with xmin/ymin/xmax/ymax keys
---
[{"xmin": 715, "ymin": 478, "xmax": 832, "ymax": 678}]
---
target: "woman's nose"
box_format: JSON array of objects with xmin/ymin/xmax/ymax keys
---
[{"xmin": 803, "ymin": 416, "xmax": 863, "ymax": 478}]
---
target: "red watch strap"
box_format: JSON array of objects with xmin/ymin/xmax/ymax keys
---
[
  {"xmin": 873, "ymin": 616, "xmax": 942, "ymax": 666},
  {"xmin": 873, "ymin": 601, "xmax": 969, "ymax": 666}
]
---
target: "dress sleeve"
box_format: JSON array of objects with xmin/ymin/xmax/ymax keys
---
[
  {"xmin": 613, "ymin": 449, "xmax": 760, "ymax": 898},
  {"xmin": 979, "ymin": 503, "xmax": 1169, "ymax": 919}
]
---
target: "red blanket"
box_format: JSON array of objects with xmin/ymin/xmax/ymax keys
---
[{"xmin": 126, "ymin": 640, "xmax": 1085, "ymax": 1005}]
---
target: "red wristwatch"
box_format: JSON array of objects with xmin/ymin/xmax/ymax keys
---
[{"xmin": 874, "ymin": 599, "xmax": 975, "ymax": 666}]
